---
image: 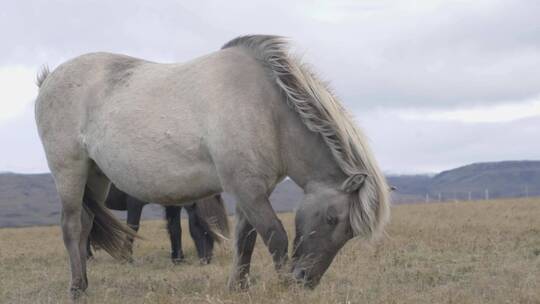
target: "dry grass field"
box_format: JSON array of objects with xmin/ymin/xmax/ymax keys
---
[{"xmin": 1, "ymin": 198, "xmax": 539, "ymax": 303}]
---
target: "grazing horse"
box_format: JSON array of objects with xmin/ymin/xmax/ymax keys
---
[
  {"xmin": 35, "ymin": 35, "xmax": 390, "ymax": 298},
  {"xmin": 87, "ymin": 184, "xmax": 229, "ymax": 264}
]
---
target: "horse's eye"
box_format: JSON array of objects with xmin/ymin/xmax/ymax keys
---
[{"xmin": 325, "ymin": 205, "xmax": 339, "ymax": 226}]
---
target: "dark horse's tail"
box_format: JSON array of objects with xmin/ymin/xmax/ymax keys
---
[
  {"xmin": 84, "ymin": 188, "xmax": 138, "ymax": 260},
  {"xmin": 195, "ymin": 194, "xmax": 230, "ymax": 242}
]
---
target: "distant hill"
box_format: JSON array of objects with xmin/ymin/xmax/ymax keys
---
[
  {"xmin": 0, "ymin": 174, "xmax": 305, "ymax": 228},
  {"xmin": 387, "ymin": 174, "xmax": 432, "ymax": 203},
  {"xmin": 429, "ymin": 161, "xmax": 540, "ymax": 200},
  {"xmin": 1, "ymin": 160, "xmax": 538, "ymax": 227},
  {"xmin": 0, "ymin": 173, "xmax": 59, "ymax": 227},
  {"xmin": 389, "ymin": 161, "xmax": 540, "ymax": 203}
]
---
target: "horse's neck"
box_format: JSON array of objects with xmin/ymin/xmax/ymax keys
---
[{"xmin": 279, "ymin": 107, "xmax": 346, "ymax": 190}]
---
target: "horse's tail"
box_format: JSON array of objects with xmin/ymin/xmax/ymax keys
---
[
  {"xmin": 84, "ymin": 188, "xmax": 138, "ymax": 260},
  {"xmin": 36, "ymin": 65, "xmax": 50, "ymax": 88},
  {"xmin": 222, "ymin": 35, "xmax": 390, "ymax": 240},
  {"xmin": 195, "ymin": 194, "xmax": 230, "ymax": 243}
]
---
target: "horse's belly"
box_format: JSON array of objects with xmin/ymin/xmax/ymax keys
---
[
  {"xmin": 121, "ymin": 163, "xmax": 221, "ymax": 205},
  {"xmin": 87, "ymin": 131, "xmax": 222, "ymax": 204}
]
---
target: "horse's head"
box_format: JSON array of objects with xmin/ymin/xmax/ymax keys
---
[{"xmin": 292, "ymin": 182, "xmax": 356, "ymax": 287}]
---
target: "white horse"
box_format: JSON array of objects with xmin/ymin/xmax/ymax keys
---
[{"xmin": 35, "ymin": 35, "xmax": 390, "ymax": 298}]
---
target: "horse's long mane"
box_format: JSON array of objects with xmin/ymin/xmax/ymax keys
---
[{"xmin": 223, "ymin": 35, "xmax": 390, "ymax": 239}]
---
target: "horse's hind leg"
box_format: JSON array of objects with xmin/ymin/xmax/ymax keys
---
[
  {"xmin": 126, "ymin": 198, "xmax": 143, "ymax": 233},
  {"xmin": 126, "ymin": 199, "xmax": 144, "ymax": 255},
  {"xmin": 80, "ymin": 199, "xmax": 94, "ymax": 287},
  {"xmin": 86, "ymin": 237, "xmax": 93, "ymax": 260},
  {"xmin": 186, "ymin": 204, "xmax": 214, "ymax": 264},
  {"xmin": 80, "ymin": 164, "xmax": 111, "ymax": 287},
  {"xmin": 165, "ymin": 206, "xmax": 184, "ymax": 264},
  {"xmin": 49, "ymin": 159, "xmax": 90, "ymax": 299}
]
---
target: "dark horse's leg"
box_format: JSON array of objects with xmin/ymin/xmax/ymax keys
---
[
  {"xmin": 126, "ymin": 198, "xmax": 144, "ymax": 254},
  {"xmin": 186, "ymin": 203, "xmax": 214, "ymax": 264},
  {"xmin": 165, "ymin": 206, "xmax": 184, "ymax": 264}
]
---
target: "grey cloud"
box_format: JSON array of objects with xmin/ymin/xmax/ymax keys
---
[
  {"xmin": 1, "ymin": 0, "xmax": 539, "ymax": 173},
  {"xmin": 1, "ymin": 1, "xmax": 299, "ymax": 66},
  {"xmin": 0, "ymin": 105, "xmax": 48, "ymax": 172},
  {"xmin": 3, "ymin": 0, "xmax": 540, "ymax": 110},
  {"xmin": 361, "ymin": 110, "xmax": 540, "ymax": 173},
  {"xmin": 291, "ymin": 1, "xmax": 540, "ymax": 110}
]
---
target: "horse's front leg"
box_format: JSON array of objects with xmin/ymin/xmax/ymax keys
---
[
  {"xmin": 228, "ymin": 206, "xmax": 257, "ymax": 290},
  {"xmin": 229, "ymin": 185, "xmax": 289, "ymax": 288}
]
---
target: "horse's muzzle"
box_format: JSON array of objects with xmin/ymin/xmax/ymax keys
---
[{"xmin": 292, "ymin": 267, "xmax": 318, "ymax": 289}]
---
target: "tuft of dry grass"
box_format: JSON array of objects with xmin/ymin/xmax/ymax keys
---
[{"xmin": 1, "ymin": 198, "xmax": 539, "ymax": 303}]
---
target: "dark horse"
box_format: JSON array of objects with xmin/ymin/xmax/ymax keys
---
[{"xmin": 87, "ymin": 184, "xmax": 230, "ymax": 264}]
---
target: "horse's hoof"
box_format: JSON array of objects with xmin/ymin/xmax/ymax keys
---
[
  {"xmin": 69, "ymin": 287, "xmax": 85, "ymax": 300},
  {"xmin": 199, "ymin": 257, "xmax": 211, "ymax": 265},
  {"xmin": 81, "ymin": 278, "xmax": 88, "ymax": 292},
  {"xmin": 227, "ymin": 277, "xmax": 250, "ymax": 292},
  {"xmin": 171, "ymin": 257, "xmax": 185, "ymax": 265}
]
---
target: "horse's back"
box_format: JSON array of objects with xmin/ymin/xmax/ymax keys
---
[{"xmin": 36, "ymin": 48, "xmax": 286, "ymax": 203}]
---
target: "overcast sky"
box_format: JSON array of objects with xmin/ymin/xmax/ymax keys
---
[{"xmin": 1, "ymin": 0, "xmax": 539, "ymax": 174}]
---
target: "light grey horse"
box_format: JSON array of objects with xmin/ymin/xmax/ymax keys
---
[{"xmin": 35, "ymin": 35, "xmax": 390, "ymax": 298}]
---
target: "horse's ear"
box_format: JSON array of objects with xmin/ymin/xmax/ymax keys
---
[{"xmin": 342, "ymin": 172, "xmax": 368, "ymax": 193}]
